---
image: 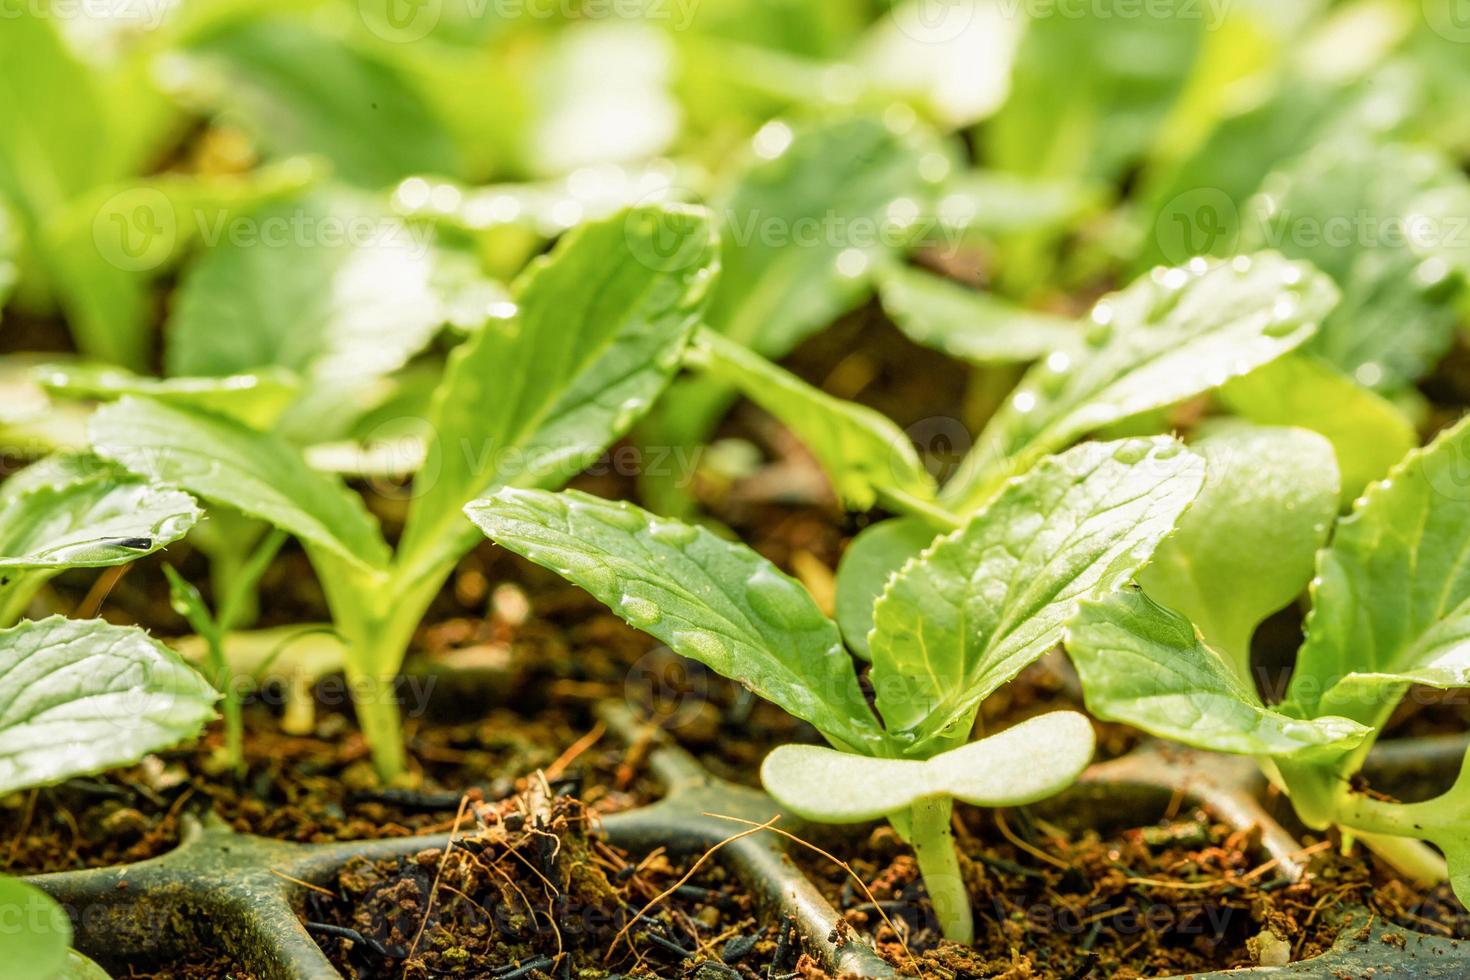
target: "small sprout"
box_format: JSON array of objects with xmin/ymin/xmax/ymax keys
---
[{"xmin": 761, "ymin": 712, "xmax": 1095, "ymax": 824}]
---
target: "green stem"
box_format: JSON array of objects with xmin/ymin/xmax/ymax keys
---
[
  {"xmin": 346, "ymin": 662, "xmax": 407, "ymax": 782},
  {"xmin": 218, "ymin": 529, "xmax": 288, "ymax": 633},
  {"xmin": 907, "ymin": 797, "xmax": 973, "ymax": 944},
  {"xmin": 1276, "ymin": 761, "xmax": 1451, "ymax": 888},
  {"xmin": 200, "ymin": 631, "xmax": 244, "ymax": 777},
  {"xmin": 1273, "ymin": 760, "xmax": 1342, "ymax": 830},
  {"xmin": 0, "ymin": 577, "xmax": 42, "ymax": 628},
  {"xmin": 1351, "ymin": 832, "xmax": 1449, "ymax": 886},
  {"xmin": 875, "ymin": 487, "xmax": 962, "ymax": 530}
]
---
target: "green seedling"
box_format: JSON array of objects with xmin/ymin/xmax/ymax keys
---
[
  {"xmin": 1067, "ymin": 417, "xmax": 1470, "ymax": 903},
  {"xmin": 467, "ymin": 435, "xmax": 1205, "ymax": 940},
  {"xmin": 89, "ymin": 205, "xmax": 720, "ymax": 781}
]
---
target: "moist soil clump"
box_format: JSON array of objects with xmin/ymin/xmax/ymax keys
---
[
  {"xmin": 796, "ymin": 803, "xmax": 1469, "ymax": 978},
  {"xmin": 307, "ymin": 786, "xmax": 827, "ymax": 979}
]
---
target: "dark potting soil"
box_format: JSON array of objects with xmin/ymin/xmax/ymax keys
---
[
  {"xmin": 306, "ymin": 787, "xmax": 828, "ymax": 980},
  {"xmin": 115, "ymin": 957, "xmax": 259, "ymax": 979},
  {"xmin": 794, "ymin": 803, "xmax": 1470, "ymax": 979},
  {"xmin": 0, "ymin": 697, "xmax": 656, "ymax": 874}
]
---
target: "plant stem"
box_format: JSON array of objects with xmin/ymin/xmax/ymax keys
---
[
  {"xmin": 907, "ymin": 797, "xmax": 973, "ymax": 944},
  {"xmin": 1278, "ymin": 760, "xmax": 1453, "ymax": 888},
  {"xmin": 0, "ymin": 578, "xmax": 40, "ymax": 628},
  {"xmin": 1352, "ymin": 832, "xmax": 1450, "ymax": 886},
  {"xmin": 876, "ymin": 487, "xmax": 963, "ymax": 530},
  {"xmin": 347, "ymin": 665, "xmax": 407, "ymax": 781},
  {"xmin": 218, "ymin": 529, "xmax": 288, "ymax": 634}
]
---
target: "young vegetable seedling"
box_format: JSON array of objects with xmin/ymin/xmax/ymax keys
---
[
  {"xmin": 467, "ymin": 435, "xmax": 1205, "ymax": 941},
  {"xmin": 89, "ymin": 205, "xmax": 720, "ymax": 780},
  {"xmin": 1067, "ymin": 417, "xmax": 1470, "ymax": 903},
  {"xmin": 676, "ymin": 253, "xmax": 1339, "ymax": 654}
]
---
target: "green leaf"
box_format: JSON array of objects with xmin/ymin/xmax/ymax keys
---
[
  {"xmin": 1140, "ymin": 425, "xmax": 1338, "ymax": 673},
  {"xmin": 834, "ymin": 517, "xmax": 938, "ymax": 662},
  {"xmin": 0, "ymin": 12, "xmax": 107, "ymax": 218},
  {"xmin": 89, "ymin": 398, "xmax": 390, "ymax": 572},
  {"xmin": 398, "ymin": 205, "xmax": 718, "ymax": 575},
  {"xmin": 761, "ymin": 711, "xmax": 1094, "ymax": 823},
  {"xmin": 0, "ymin": 466, "xmax": 200, "ymax": 572},
  {"xmin": 165, "ymin": 188, "xmax": 452, "ymax": 439},
  {"xmin": 1406, "ymin": 181, "xmax": 1470, "ymax": 282},
  {"xmin": 181, "ymin": 17, "xmax": 458, "ymax": 186},
  {"xmin": 684, "ymin": 328, "xmax": 938, "ymax": 513},
  {"xmin": 1220, "ymin": 355, "xmax": 1416, "ymax": 505},
  {"xmin": 41, "ymin": 161, "xmax": 318, "ymax": 370},
  {"xmin": 872, "ymin": 437, "xmax": 1205, "ymax": 753},
  {"xmin": 1066, "ymin": 588, "xmax": 1370, "ymax": 760},
  {"xmin": 941, "ymin": 253, "xmax": 1335, "ymax": 514},
  {"xmin": 465, "ymin": 488, "xmax": 879, "ymax": 753},
  {"xmin": 1134, "ymin": 68, "xmax": 1419, "ymax": 271},
  {"xmin": 37, "ymin": 363, "xmax": 299, "ymax": 428},
  {"xmin": 705, "ymin": 115, "xmax": 933, "ymax": 359},
  {"xmin": 875, "ymin": 263, "xmax": 1079, "ymax": 365},
  {"xmin": 0, "ymin": 456, "xmax": 200, "ymax": 625},
  {"xmin": 1288, "ymin": 416, "xmax": 1470, "ymax": 733},
  {"xmin": 935, "ymin": 170, "xmax": 1104, "ymax": 242},
  {"xmin": 0, "ymin": 616, "xmax": 218, "ymax": 796},
  {"xmin": 0, "ymin": 877, "xmax": 71, "ymax": 980},
  {"xmin": 62, "ymin": 950, "xmax": 111, "ymax": 980},
  {"xmin": 397, "ymin": 161, "xmax": 699, "ymax": 241},
  {"xmin": 641, "ymin": 116, "xmax": 935, "ymax": 511},
  {"xmin": 1242, "ymin": 140, "xmax": 1467, "ymax": 391},
  {"xmin": 986, "ymin": 0, "xmax": 1203, "ymax": 182}
]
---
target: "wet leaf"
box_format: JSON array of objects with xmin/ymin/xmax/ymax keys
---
[
  {"xmin": 941, "ymin": 253, "xmax": 1335, "ymax": 514},
  {"xmin": 466, "ymin": 488, "xmax": 879, "ymax": 754},
  {"xmin": 0, "ymin": 617, "xmax": 218, "ymax": 796},
  {"xmin": 872, "ymin": 437, "xmax": 1205, "ymax": 752}
]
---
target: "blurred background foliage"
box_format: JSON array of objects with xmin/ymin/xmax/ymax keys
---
[{"xmin": 0, "ymin": 0, "xmax": 1466, "ymax": 482}]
